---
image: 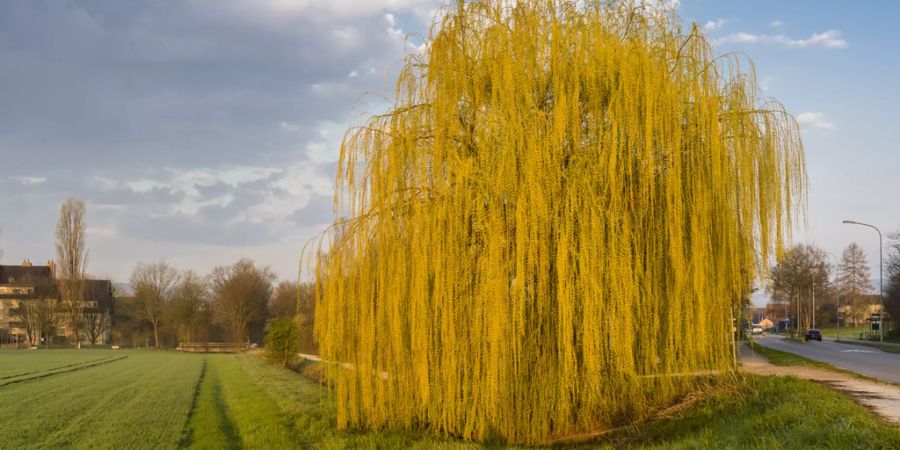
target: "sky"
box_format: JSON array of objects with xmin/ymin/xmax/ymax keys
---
[{"xmin": 1, "ymin": 1, "xmax": 898, "ymax": 298}]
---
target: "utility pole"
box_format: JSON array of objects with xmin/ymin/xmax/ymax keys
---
[
  {"xmin": 825, "ymin": 251, "xmax": 840, "ymax": 341},
  {"xmin": 843, "ymin": 220, "xmax": 885, "ymax": 344}
]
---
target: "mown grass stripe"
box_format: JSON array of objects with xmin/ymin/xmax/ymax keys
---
[
  {"xmin": 183, "ymin": 356, "xmax": 242, "ymax": 450},
  {"xmin": 210, "ymin": 355, "xmax": 299, "ymax": 449}
]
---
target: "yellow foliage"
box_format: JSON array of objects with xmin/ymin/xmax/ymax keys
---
[{"xmin": 308, "ymin": 0, "xmax": 805, "ymax": 444}]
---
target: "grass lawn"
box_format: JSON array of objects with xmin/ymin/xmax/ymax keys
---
[
  {"xmin": 0, "ymin": 348, "xmax": 116, "ymax": 381},
  {"xmin": 818, "ymin": 326, "xmax": 868, "ymax": 339},
  {"xmin": 1, "ymin": 349, "xmax": 899, "ymax": 449}
]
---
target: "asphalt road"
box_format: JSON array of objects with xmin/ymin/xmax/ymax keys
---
[{"xmin": 754, "ymin": 334, "xmax": 900, "ymax": 384}]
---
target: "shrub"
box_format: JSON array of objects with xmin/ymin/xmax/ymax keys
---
[{"xmin": 264, "ymin": 317, "xmax": 299, "ymax": 367}]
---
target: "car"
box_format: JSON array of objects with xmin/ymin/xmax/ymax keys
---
[
  {"xmin": 751, "ymin": 326, "xmax": 763, "ymax": 335},
  {"xmin": 804, "ymin": 329, "xmax": 822, "ymax": 341}
]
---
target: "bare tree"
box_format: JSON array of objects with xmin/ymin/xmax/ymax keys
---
[
  {"xmin": 56, "ymin": 198, "xmax": 88, "ymax": 347},
  {"xmin": 83, "ymin": 281, "xmax": 114, "ymax": 345},
  {"xmin": 13, "ymin": 280, "xmax": 62, "ymax": 347},
  {"xmin": 268, "ymin": 280, "xmax": 298, "ymax": 318},
  {"xmin": 169, "ymin": 270, "xmax": 208, "ymax": 344},
  {"xmin": 837, "ymin": 242, "xmax": 875, "ymax": 326},
  {"xmin": 886, "ymin": 230, "xmax": 900, "ymax": 333},
  {"xmin": 131, "ymin": 261, "xmax": 179, "ymax": 349},
  {"xmin": 211, "ymin": 259, "xmax": 275, "ymax": 345},
  {"xmin": 769, "ymin": 243, "xmax": 830, "ymax": 332}
]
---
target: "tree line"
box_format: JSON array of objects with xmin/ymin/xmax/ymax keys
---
[
  {"xmin": 1, "ymin": 197, "xmax": 316, "ymax": 351},
  {"xmin": 768, "ymin": 238, "xmax": 899, "ymax": 334},
  {"xmin": 119, "ymin": 259, "xmax": 315, "ymax": 350}
]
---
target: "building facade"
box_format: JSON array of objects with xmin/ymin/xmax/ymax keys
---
[{"xmin": 0, "ymin": 260, "xmax": 113, "ymax": 347}]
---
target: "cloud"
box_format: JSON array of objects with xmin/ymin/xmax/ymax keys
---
[
  {"xmin": 714, "ymin": 29, "xmax": 847, "ymax": 49},
  {"xmin": 795, "ymin": 112, "xmax": 835, "ymax": 131},
  {"xmin": 702, "ymin": 19, "xmax": 726, "ymax": 32},
  {"xmin": 7, "ymin": 176, "xmax": 47, "ymax": 186},
  {"xmin": 0, "ymin": 1, "xmax": 444, "ymax": 280},
  {"xmin": 770, "ymin": 20, "xmax": 783, "ymax": 28},
  {"xmin": 792, "ymin": 30, "xmax": 848, "ymax": 48}
]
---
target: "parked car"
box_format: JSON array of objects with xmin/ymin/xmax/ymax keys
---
[
  {"xmin": 751, "ymin": 326, "xmax": 763, "ymax": 335},
  {"xmin": 804, "ymin": 329, "xmax": 822, "ymax": 341}
]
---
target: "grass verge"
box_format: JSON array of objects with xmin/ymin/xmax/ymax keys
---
[
  {"xmin": 605, "ymin": 374, "xmax": 900, "ymax": 449},
  {"xmin": 750, "ymin": 343, "xmax": 884, "ymax": 384}
]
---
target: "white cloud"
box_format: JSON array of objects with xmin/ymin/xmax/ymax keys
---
[
  {"xmin": 702, "ymin": 18, "xmax": 726, "ymax": 32},
  {"xmin": 210, "ymin": 0, "xmax": 441, "ymax": 27},
  {"xmin": 770, "ymin": 20, "xmax": 783, "ymax": 27},
  {"xmin": 280, "ymin": 121, "xmax": 301, "ymax": 132},
  {"xmin": 795, "ymin": 112, "xmax": 834, "ymax": 131},
  {"xmin": 714, "ymin": 29, "xmax": 847, "ymax": 49},
  {"xmin": 7, "ymin": 176, "xmax": 47, "ymax": 185},
  {"xmin": 723, "ymin": 32, "xmax": 759, "ymax": 44},
  {"xmin": 792, "ymin": 30, "xmax": 847, "ymax": 48}
]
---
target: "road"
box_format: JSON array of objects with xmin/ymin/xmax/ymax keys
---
[{"xmin": 754, "ymin": 334, "xmax": 900, "ymax": 384}]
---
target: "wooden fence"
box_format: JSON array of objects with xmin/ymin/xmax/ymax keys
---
[{"xmin": 177, "ymin": 342, "xmax": 246, "ymax": 353}]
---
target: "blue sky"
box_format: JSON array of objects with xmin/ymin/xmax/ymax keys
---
[
  {"xmin": 679, "ymin": 0, "xmax": 900, "ymax": 303},
  {"xmin": 0, "ymin": 1, "xmax": 897, "ymax": 299}
]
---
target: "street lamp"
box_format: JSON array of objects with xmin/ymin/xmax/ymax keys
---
[
  {"xmin": 824, "ymin": 251, "xmax": 840, "ymax": 341},
  {"xmin": 842, "ymin": 219, "xmax": 884, "ymax": 344}
]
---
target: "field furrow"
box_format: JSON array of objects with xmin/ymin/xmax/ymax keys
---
[{"xmin": 0, "ymin": 355, "xmax": 126, "ymax": 386}]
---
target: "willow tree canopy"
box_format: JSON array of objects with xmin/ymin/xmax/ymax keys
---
[{"xmin": 310, "ymin": 0, "xmax": 805, "ymax": 444}]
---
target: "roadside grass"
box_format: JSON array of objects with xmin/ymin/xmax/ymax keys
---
[
  {"xmin": 818, "ymin": 327, "xmax": 900, "ymax": 343},
  {"xmin": 608, "ymin": 374, "xmax": 900, "ymax": 449},
  {"xmin": 818, "ymin": 326, "xmax": 868, "ymax": 339},
  {"xmin": 749, "ymin": 343, "xmax": 884, "ymax": 384}
]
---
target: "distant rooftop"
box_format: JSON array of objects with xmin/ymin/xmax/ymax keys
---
[{"xmin": 0, "ymin": 261, "xmax": 54, "ymax": 285}]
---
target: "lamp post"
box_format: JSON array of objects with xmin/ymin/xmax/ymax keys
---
[
  {"xmin": 825, "ymin": 251, "xmax": 840, "ymax": 341},
  {"xmin": 842, "ymin": 220, "xmax": 884, "ymax": 344}
]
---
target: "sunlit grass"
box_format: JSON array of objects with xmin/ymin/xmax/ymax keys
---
[{"xmin": 2, "ymin": 350, "xmax": 898, "ymax": 449}]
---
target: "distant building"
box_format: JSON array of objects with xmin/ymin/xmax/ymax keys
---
[
  {"xmin": 764, "ymin": 302, "xmax": 788, "ymax": 332},
  {"xmin": 750, "ymin": 307, "xmax": 766, "ymax": 324},
  {"xmin": 0, "ymin": 260, "xmax": 113, "ymax": 346}
]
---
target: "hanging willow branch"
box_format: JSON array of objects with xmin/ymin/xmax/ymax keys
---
[{"xmin": 307, "ymin": 0, "xmax": 805, "ymax": 444}]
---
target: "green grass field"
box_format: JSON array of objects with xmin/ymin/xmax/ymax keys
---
[
  {"xmin": 818, "ymin": 326, "xmax": 868, "ymax": 339},
  {"xmin": 1, "ymin": 350, "xmax": 899, "ymax": 449}
]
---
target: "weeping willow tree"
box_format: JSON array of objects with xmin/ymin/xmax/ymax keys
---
[{"xmin": 309, "ymin": 0, "xmax": 805, "ymax": 444}]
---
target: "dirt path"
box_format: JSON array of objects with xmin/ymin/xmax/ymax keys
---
[{"xmin": 739, "ymin": 343, "xmax": 900, "ymax": 425}]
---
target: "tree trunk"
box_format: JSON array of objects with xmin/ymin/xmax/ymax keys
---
[{"xmin": 153, "ymin": 319, "xmax": 161, "ymax": 349}]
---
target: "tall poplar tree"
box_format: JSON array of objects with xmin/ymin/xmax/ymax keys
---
[
  {"xmin": 56, "ymin": 198, "xmax": 88, "ymax": 347},
  {"xmin": 837, "ymin": 242, "xmax": 875, "ymax": 326}
]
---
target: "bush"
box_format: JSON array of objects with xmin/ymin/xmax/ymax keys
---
[{"xmin": 264, "ymin": 317, "xmax": 299, "ymax": 367}]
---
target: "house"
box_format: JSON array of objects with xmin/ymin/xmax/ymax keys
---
[{"xmin": 0, "ymin": 260, "xmax": 113, "ymax": 347}]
